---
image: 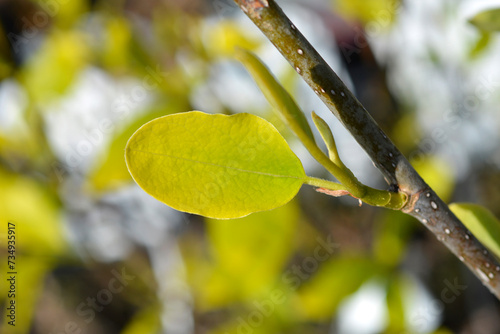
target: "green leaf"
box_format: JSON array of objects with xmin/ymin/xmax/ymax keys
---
[
  {"xmin": 0, "ymin": 168, "xmax": 69, "ymax": 333},
  {"xmin": 469, "ymin": 31, "xmax": 492, "ymax": 59},
  {"xmin": 0, "ymin": 257, "xmax": 52, "ymax": 334},
  {"xmin": 311, "ymin": 111, "xmax": 342, "ymax": 167},
  {"xmin": 0, "ymin": 168, "xmax": 68, "ymax": 256},
  {"xmin": 469, "ymin": 8, "xmax": 500, "ymax": 32},
  {"xmin": 125, "ymin": 111, "xmax": 306, "ymax": 219},
  {"xmin": 385, "ymin": 274, "xmax": 407, "ymax": 333},
  {"xmin": 100, "ymin": 16, "xmax": 133, "ymax": 71},
  {"xmin": 21, "ymin": 30, "xmax": 90, "ymax": 102},
  {"xmin": 206, "ymin": 202, "xmax": 299, "ymax": 300},
  {"xmin": 206, "ymin": 20, "xmax": 262, "ymax": 58},
  {"xmin": 235, "ymin": 48, "xmax": 315, "ymax": 143},
  {"xmin": 297, "ymin": 256, "xmax": 378, "ymax": 320},
  {"xmin": 411, "ymin": 156, "xmax": 455, "ymax": 203},
  {"xmin": 373, "ymin": 211, "xmax": 416, "ymax": 267},
  {"xmin": 185, "ymin": 201, "xmax": 300, "ymax": 309},
  {"xmin": 121, "ymin": 306, "xmax": 161, "ymax": 334},
  {"xmin": 333, "ymin": 0, "xmax": 400, "ymax": 25},
  {"xmin": 450, "ymin": 203, "xmax": 500, "ymax": 259}
]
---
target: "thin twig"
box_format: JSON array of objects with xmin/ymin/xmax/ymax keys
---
[{"xmin": 233, "ymin": 0, "xmax": 500, "ymax": 299}]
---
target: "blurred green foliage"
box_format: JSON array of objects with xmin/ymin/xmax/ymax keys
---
[
  {"xmin": 469, "ymin": 8, "xmax": 500, "ymax": 32},
  {"xmin": 0, "ymin": 168, "xmax": 69, "ymax": 333},
  {"xmin": 0, "ymin": 0, "xmax": 499, "ymax": 333},
  {"xmin": 186, "ymin": 201, "xmax": 300, "ymax": 310},
  {"xmin": 450, "ymin": 203, "xmax": 500, "ymax": 259},
  {"xmin": 333, "ymin": 0, "xmax": 400, "ymax": 25}
]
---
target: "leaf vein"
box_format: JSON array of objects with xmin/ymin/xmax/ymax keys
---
[{"xmin": 127, "ymin": 149, "xmax": 304, "ymax": 180}]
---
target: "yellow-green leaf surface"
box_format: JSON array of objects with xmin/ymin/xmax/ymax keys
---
[
  {"xmin": 450, "ymin": 203, "xmax": 500, "ymax": 259},
  {"xmin": 469, "ymin": 8, "xmax": 500, "ymax": 32},
  {"xmin": 125, "ymin": 111, "xmax": 306, "ymax": 219}
]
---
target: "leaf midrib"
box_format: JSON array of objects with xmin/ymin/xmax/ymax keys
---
[{"xmin": 127, "ymin": 149, "xmax": 305, "ymax": 180}]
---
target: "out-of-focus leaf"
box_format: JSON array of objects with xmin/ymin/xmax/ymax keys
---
[
  {"xmin": 411, "ymin": 156, "xmax": 454, "ymax": 203},
  {"xmin": 296, "ymin": 256, "xmax": 378, "ymax": 320},
  {"xmin": 450, "ymin": 203, "xmax": 500, "ymax": 259},
  {"xmin": 392, "ymin": 113, "xmax": 422, "ymax": 153},
  {"xmin": 101, "ymin": 17, "xmax": 132, "ymax": 71},
  {"xmin": 210, "ymin": 305, "xmax": 287, "ymax": 334},
  {"xmin": 203, "ymin": 202, "xmax": 299, "ymax": 306},
  {"xmin": 0, "ymin": 58, "xmax": 11, "ymax": 80},
  {"xmin": 333, "ymin": 0, "xmax": 400, "ymax": 25},
  {"xmin": 0, "ymin": 169, "xmax": 68, "ymax": 333},
  {"xmin": 432, "ymin": 329, "xmax": 454, "ymax": 334},
  {"xmin": 469, "ymin": 8, "xmax": 500, "ymax": 32},
  {"xmin": 469, "ymin": 31, "xmax": 492, "ymax": 59},
  {"xmin": 386, "ymin": 274, "xmax": 406, "ymax": 333},
  {"xmin": 0, "ymin": 168, "xmax": 68, "ymax": 256},
  {"xmin": 373, "ymin": 211, "xmax": 416, "ymax": 267},
  {"xmin": 0, "ymin": 256, "xmax": 52, "ymax": 334},
  {"xmin": 180, "ymin": 201, "xmax": 300, "ymax": 311},
  {"xmin": 125, "ymin": 111, "xmax": 306, "ymax": 219},
  {"xmin": 120, "ymin": 306, "xmax": 161, "ymax": 334},
  {"xmin": 21, "ymin": 30, "xmax": 91, "ymax": 102},
  {"xmin": 205, "ymin": 20, "xmax": 261, "ymax": 57},
  {"xmin": 153, "ymin": 10, "xmax": 197, "ymax": 55},
  {"xmin": 89, "ymin": 104, "xmax": 186, "ymax": 191},
  {"xmin": 33, "ymin": 0, "xmax": 88, "ymax": 29}
]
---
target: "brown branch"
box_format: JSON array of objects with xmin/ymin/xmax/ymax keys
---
[{"xmin": 232, "ymin": 0, "xmax": 500, "ymax": 299}]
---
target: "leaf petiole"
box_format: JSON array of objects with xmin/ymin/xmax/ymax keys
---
[{"xmin": 304, "ymin": 176, "xmax": 347, "ymax": 191}]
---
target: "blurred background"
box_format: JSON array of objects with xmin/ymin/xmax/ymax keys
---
[{"xmin": 1, "ymin": 0, "xmax": 500, "ymax": 333}]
